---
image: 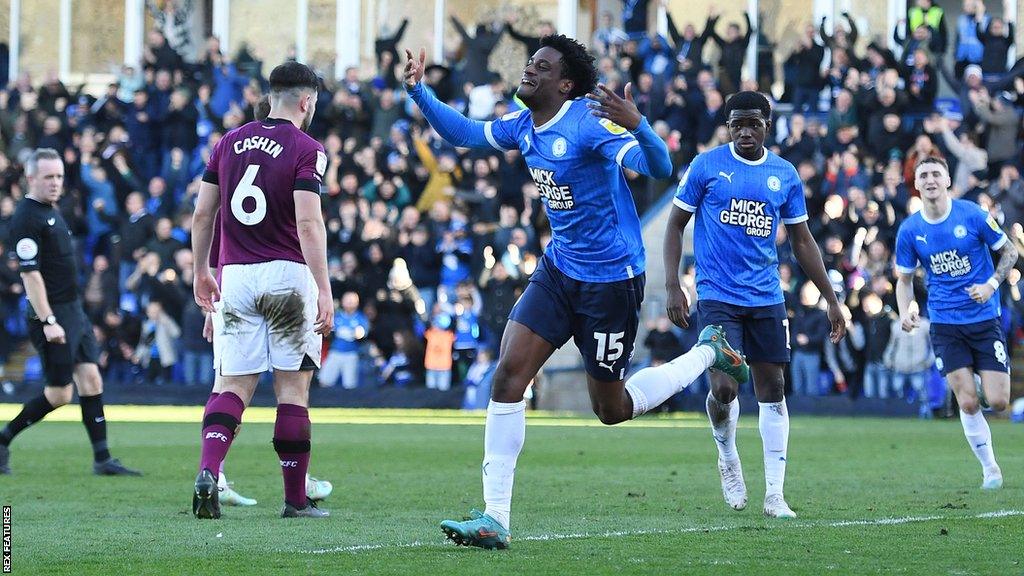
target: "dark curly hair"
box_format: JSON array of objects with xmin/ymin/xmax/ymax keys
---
[
  {"xmin": 539, "ymin": 35, "xmax": 598, "ymax": 100},
  {"xmin": 724, "ymin": 91, "xmax": 772, "ymax": 120}
]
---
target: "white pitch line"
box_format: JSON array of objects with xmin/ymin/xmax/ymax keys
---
[{"xmin": 302, "ymin": 509, "xmax": 1024, "ymax": 555}]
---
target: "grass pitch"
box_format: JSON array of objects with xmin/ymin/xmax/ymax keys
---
[{"xmin": 1, "ymin": 404, "xmax": 1022, "ymax": 575}]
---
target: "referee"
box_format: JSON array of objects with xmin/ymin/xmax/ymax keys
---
[{"xmin": 0, "ymin": 148, "xmax": 140, "ymax": 476}]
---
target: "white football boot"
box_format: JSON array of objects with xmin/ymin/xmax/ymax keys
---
[
  {"xmin": 763, "ymin": 493, "xmax": 797, "ymax": 519},
  {"xmin": 718, "ymin": 458, "xmax": 748, "ymax": 511}
]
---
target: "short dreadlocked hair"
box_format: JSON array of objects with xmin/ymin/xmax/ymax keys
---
[
  {"xmin": 539, "ymin": 35, "xmax": 597, "ymax": 100},
  {"xmin": 724, "ymin": 91, "xmax": 772, "ymax": 121}
]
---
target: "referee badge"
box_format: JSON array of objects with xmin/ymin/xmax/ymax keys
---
[
  {"xmin": 954, "ymin": 225, "xmax": 967, "ymax": 239},
  {"xmin": 767, "ymin": 176, "xmax": 781, "ymax": 192},
  {"xmin": 15, "ymin": 238, "xmax": 37, "ymax": 260}
]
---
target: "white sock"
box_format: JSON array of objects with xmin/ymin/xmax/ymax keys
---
[
  {"xmin": 959, "ymin": 409, "xmax": 998, "ymax": 471},
  {"xmin": 626, "ymin": 346, "xmax": 714, "ymax": 418},
  {"xmin": 706, "ymin": 391, "xmax": 739, "ymax": 462},
  {"xmin": 482, "ymin": 399, "xmax": 526, "ymax": 530},
  {"xmin": 759, "ymin": 400, "xmax": 789, "ymax": 497}
]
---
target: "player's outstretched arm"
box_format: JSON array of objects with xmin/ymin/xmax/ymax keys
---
[
  {"xmin": 663, "ymin": 207, "xmax": 693, "ymax": 328},
  {"xmin": 588, "ymin": 83, "xmax": 673, "ymax": 179},
  {"xmin": 895, "ymin": 271, "xmax": 921, "ymax": 332},
  {"xmin": 295, "ymin": 190, "xmax": 334, "ymax": 336},
  {"xmin": 788, "ymin": 221, "xmax": 846, "ymax": 343},
  {"xmin": 192, "ymin": 181, "xmax": 221, "ymax": 312},
  {"xmin": 404, "ymin": 48, "xmax": 495, "ymax": 150}
]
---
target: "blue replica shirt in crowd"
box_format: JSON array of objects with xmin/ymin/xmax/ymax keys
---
[
  {"xmin": 895, "ymin": 199, "xmax": 1007, "ymax": 324},
  {"xmin": 674, "ymin": 143, "xmax": 808, "ymax": 307},
  {"xmin": 407, "ymin": 83, "xmax": 673, "ymax": 283},
  {"xmin": 330, "ymin": 311, "xmax": 369, "ymax": 353}
]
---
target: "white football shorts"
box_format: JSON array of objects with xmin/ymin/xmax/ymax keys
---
[{"xmin": 215, "ymin": 259, "xmax": 322, "ymax": 375}]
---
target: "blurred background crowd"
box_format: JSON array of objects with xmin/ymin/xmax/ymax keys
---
[{"xmin": 0, "ymin": 0, "xmax": 1021, "ymax": 414}]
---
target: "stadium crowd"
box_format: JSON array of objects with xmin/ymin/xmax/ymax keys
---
[{"xmin": 0, "ymin": 0, "xmax": 1021, "ymax": 412}]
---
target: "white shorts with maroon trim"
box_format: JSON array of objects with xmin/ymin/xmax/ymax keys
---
[{"xmin": 215, "ymin": 260, "xmax": 322, "ymax": 375}]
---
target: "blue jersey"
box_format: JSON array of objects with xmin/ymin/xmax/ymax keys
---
[
  {"xmin": 484, "ymin": 100, "xmax": 645, "ymax": 281},
  {"xmin": 895, "ymin": 199, "xmax": 1007, "ymax": 324},
  {"xmin": 330, "ymin": 311, "xmax": 369, "ymax": 353},
  {"xmin": 674, "ymin": 143, "xmax": 807, "ymax": 307}
]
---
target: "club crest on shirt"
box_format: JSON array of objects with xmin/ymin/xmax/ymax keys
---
[
  {"xmin": 552, "ymin": 137, "xmax": 568, "ymax": 157},
  {"xmin": 954, "ymin": 225, "xmax": 967, "ymax": 239},
  {"xmin": 767, "ymin": 175, "xmax": 781, "ymax": 192},
  {"xmin": 599, "ymin": 118, "xmax": 627, "ymax": 135}
]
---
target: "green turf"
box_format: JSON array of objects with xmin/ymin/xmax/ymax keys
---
[{"xmin": 1, "ymin": 407, "xmax": 1022, "ymax": 575}]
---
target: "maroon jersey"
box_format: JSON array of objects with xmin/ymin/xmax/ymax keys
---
[{"xmin": 202, "ymin": 118, "xmax": 326, "ymax": 266}]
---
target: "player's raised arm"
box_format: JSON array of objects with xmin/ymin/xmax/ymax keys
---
[
  {"xmin": 787, "ymin": 221, "xmax": 846, "ymax": 343},
  {"xmin": 192, "ymin": 180, "xmax": 221, "ymax": 312},
  {"xmin": 295, "ymin": 189, "xmax": 334, "ymax": 336},
  {"xmin": 404, "ymin": 48, "xmax": 495, "ymax": 149},
  {"xmin": 587, "ymin": 83, "xmax": 672, "ymax": 179}
]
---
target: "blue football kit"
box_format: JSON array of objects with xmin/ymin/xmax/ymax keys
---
[
  {"xmin": 407, "ymin": 82, "xmax": 671, "ymax": 380},
  {"xmin": 674, "ymin": 143, "xmax": 808, "ymax": 363},
  {"xmin": 895, "ymin": 199, "xmax": 1010, "ymax": 374}
]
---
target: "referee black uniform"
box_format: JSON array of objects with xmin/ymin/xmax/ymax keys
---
[
  {"xmin": 10, "ymin": 196, "xmax": 99, "ymax": 386},
  {"xmin": 0, "ymin": 149, "xmax": 139, "ymax": 477}
]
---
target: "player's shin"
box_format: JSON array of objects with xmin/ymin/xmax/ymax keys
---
[
  {"xmin": 79, "ymin": 394, "xmax": 111, "ymax": 462},
  {"xmin": 0, "ymin": 394, "xmax": 56, "ymax": 447},
  {"xmin": 273, "ymin": 404, "xmax": 312, "ymax": 508},
  {"xmin": 625, "ymin": 346, "xmax": 714, "ymax": 418},
  {"xmin": 199, "ymin": 392, "xmax": 245, "ymax": 476},
  {"xmin": 959, "ymin": 409, "xmax": 998, "ymax": 471},
  {"xmin": 707, "ymin": 391, "xmax": 740, "ymax": 461},
  {"xmin": 482, "ymin": 400, "xmax": 526, "ymax": 531},
  {"xmin": 759, "ymin": 400, "xmax": 789, "ymax": 497}
]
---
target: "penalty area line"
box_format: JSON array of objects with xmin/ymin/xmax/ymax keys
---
[{"xmin": 301, "ymin": 509, "xmax": 1024, "ymax": 555}]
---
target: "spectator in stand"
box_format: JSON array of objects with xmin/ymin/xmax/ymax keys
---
[
  {"xmin": 884, "ymin": 314, "xmax": 934, "ymax": 413},
  {"xmin": 988, "ymin": 164, "xmax": 1024, "ymax": 229},
  {"xmin": 449, "ymin": 16, "xmax": 505, "ymax": 87},
  {"xmin": 860, "ymin": 292, "xmax": 893, "ymax": 399},
  {"xmin": 423, "ymin": 314, "xmax": 456, "ymax": 391},
  {"xmin": 593, "ymin": 11, "xmax": 629, "ymax": 56},
  {"xmin": 907, "ymin": 0, "xmax": 948, "ymax": 54},
  {"xmin": 968, "ymin": 89, "xmax": 1019, "ymax": 174},
  {"xmin": 666, "ymin": 13, "xmax": 710, "ymax": 78},
  {"xmin": 894, "ymin": 23, "xmax": 942, "ymax": 68},
  {"xmin": 937, "ymin": 115, "xmax": 987, "ymax": 195},
  {"xmin": 82, "ymin": 255, "xmax": 119, "ymax": 322},
  {"xmin": 179, "ymin": 270, "xmax": 213, "ymax": 387},
  {"xmin": 825, "ymin": 304, "xmax": 865, "ymax": 396},
  {"xmin": 643, "ymin": 315, "xmax": 684, "ymax": 367},
  {"xmin": 478, "ymin": 256, "xmax": 522, "ymax": 351},
  {"xmin": 706, "ymin": 7, "xmax": 753, "ymax": 95},
  {"xmin": 461, "ymin": 348, "xmax": 496, "ymax": 410},
  {"xmin": 142, "ymin": 29, "xmax": 184, "ymax": 74},
  {"xmin": 505, "ymin": 15, "xmax": 555, "ymax": 58},
  {"xmin": 902, "ymin": 49, "xmax": 938, "ymax": 113},
  {"xmin": 788, "ymin": 24, "xmax": 825, "ymax": 113},
  {"xmin": 977, "ymin": 15, "xmax": 1015, "ymax": 78},
  {"xmin": 375, "ymin": 19, "xmax": 409, "ymax": 90},
  {"xmin": 621, "ymin": 0, "xmax": 653, "ymax": 39},
  {"xmin": 790, "ymin": 282, "xmax": 832, "ymax": 396},
  {"xmin": 955, "ymin": 0, "xmax": 990, "ymax": 78},
  {"xmin": 133, "ymin": 300, "xmax": 180, "ymax": 386},
  {"xmin": 319, "ymin": 291, "xmax": 370, "ymax": 389},
  {"xmin": 820, "ymin": 12, "xmax": 859, "ymax": 53}
]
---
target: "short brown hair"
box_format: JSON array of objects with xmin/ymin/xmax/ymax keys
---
[{"xmin": 914, "ymin": 155, "xmax": 948, "ymax": 173}]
